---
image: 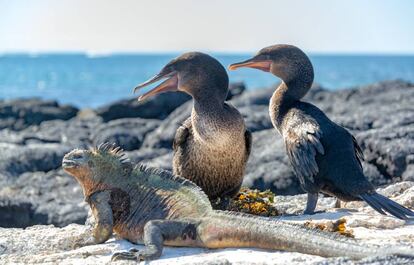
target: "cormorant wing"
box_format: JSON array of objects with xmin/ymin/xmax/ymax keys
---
[
  {"xmin": 284, "ymin": 119, "xmax": 325, "ymax": 185},
  {"xmin": 351, "ymin": 134, "xmax": 364, "ymax": 170},
  {"xmin": 173, "ymin": 118, "xmax": 192, "ymax": 151},
  {"xmin": 244, "ymin": 129, "xmax": 252, "ymax": 163}
]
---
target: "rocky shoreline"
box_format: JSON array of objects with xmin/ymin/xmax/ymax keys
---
[
  {"xmin": 1, "ymin": 80, "xmax": 414, "ymax": 228},
  {"xmin": 1, "ymin": 80, "xmax": 414, "ymax": 264}
]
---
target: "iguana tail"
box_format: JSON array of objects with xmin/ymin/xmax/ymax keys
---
[{"xmin": 198, "ymin": 211, "xmax": 413, "ymax": 259}]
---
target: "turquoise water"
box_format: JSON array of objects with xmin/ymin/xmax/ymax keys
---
[{"xmin": 0, "ymin": 54, "xmax": 413, "ymax": 108}]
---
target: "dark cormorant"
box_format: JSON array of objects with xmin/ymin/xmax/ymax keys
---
[{"xmin": 229, "ymin": 44, "xmax": 414, "ymax": 220}]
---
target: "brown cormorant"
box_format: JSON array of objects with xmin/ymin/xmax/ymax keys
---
[
  {"xmin": 229, "ymin": 44, "xmax": 414, "ymax": 220},
  {"xmin": 135, "ymin": 52, "xmax": 252, "ymax": 209}
]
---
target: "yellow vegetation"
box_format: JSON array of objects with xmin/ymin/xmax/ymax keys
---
[
  {"xmin": 228, "ymin": 189, "xmax": 354, "ymax": 237},
  {"xmin": 303, "ymin": 218, "xmax": 354, "ymax": 238},
  {"xmin": 228, "ymin": 187, "xmax": 279, "ymax": 216}
]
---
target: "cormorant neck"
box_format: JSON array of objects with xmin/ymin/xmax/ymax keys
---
[
  {"xmin": 270, "ymin": 75, "xmax": 313, "ymax": 130},
  {"xmin": 281, "ymin": 71, "xmax": 313, "ymax": 102},
  {"xmin": 272, "ymin": 76, "xmax": 313, "ymax": 107},
  {"xmin": 193, "ymin": 94, "xmax": 225, "ymax": 116},
  {"xmin": 191, "ymin": 87, "xmax": 229, "ymax": 143},
  {"xmin": 191, "ymin": 83, "xmax": 227, "ymax": 115}
]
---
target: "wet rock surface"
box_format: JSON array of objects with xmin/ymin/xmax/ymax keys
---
[{"xmin": 1, "ymin": 80, "xmax": 414, "ymax": 230}]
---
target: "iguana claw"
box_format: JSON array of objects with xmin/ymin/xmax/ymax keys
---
[
  {"xmin": 71, "ymin": 236, "xmax": 96, "ymax": 249},
  {"xmin": 111, "ymin": 248, "xmax": 141, "ymax": 262}
]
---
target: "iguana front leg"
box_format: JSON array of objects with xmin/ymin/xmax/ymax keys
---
[
  {"xmin": 111, "ymin": 220, "xmax": 200, "ymax": 261},
  {"xmin": 73, "ymin": 190, "xmax": 114, "ymax": 248}
]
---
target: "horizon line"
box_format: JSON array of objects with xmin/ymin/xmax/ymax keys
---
[{"xmin": 1, "ymin": 50, "xmax": 414, "ymax": 57}]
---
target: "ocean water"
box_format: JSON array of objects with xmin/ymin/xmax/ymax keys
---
[{"xmin": 0, "ymin": 54, "xmax": 413, "ymax": 108}]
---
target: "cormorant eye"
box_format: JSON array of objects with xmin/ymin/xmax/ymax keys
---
[{"xmin": 259, "ymin": 54, "xmax": 270, "ymax": 60}]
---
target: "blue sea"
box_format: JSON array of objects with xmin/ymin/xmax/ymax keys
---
[{"xmin": 0, "ymin": 54, "xmax": 414, "ymax": 108}]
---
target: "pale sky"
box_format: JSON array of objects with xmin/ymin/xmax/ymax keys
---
[{"xmin": 0, "ymin": 0, "xmax": 413, "ymax": 54}]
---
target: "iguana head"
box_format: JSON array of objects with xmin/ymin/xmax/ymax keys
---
[{"xmin": 62, "ymin": 143, "xmax": 132, "ymax": 186}]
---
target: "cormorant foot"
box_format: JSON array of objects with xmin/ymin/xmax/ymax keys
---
[
  {"xmin": 303, "ymin": 210, "xmax": 326, "ymax": 215},
  {"xmin": 303, "ymin": 193, "xmax": 318, "ymax": 214},
  {"xmin": 212, "ymin": 197, "xmax": 231, "ymax": 210},
  {"xmin": 334, "ymin": 199, "xmax": 342, "ymax": 208}
]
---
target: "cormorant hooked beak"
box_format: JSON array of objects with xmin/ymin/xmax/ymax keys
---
[
  {"xmin": 228, "ymin": 57, "xmax": 272, "ymax": 72},
  {"xmin": 133, "ymin": 70, "xmax": 178, "ymax": 101}
]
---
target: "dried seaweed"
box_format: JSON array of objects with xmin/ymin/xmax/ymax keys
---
[
  {"xmin": 228, "ymin": 187, "xmax": 279, "ymax": 216},
  {"xmin": 303, "ymin": 218, "xmax": 354, "ymax": 238}
]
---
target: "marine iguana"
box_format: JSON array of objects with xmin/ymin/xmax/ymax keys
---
[
  {"xmin": 62, "ymin": 143, "xmax": 413, "ymax": 261},
  {"xmin": 229, "ymin": 44, "xmax": 414, "ymax": 220},
  {"xmin": 133, "ymin": 52, "xmax": 251, "ymax": 209}
]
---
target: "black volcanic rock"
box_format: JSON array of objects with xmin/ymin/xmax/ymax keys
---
[
  {"xmin": 0, "ymin": 116, "xmax": 102, "ymax": 148},
  {"xmin": 226, "ymin": 82, "xmax": 246, "ymax": 100},
  {"xmin": 238, "ymin": 105, "xmax": 273, "ymax": 132},
  {"xmin": 141, "ymin": 101, "xmax": 192, "ymax": 149},
  {"xmin": 0, "ymin": 117, "xmax": 102, "ymax": 179},
  {"xmin": 0, "ymin": 98, "xmax": 78, "ymax": 131},
  {"xmin": 91, "ymin": 118, "xmax": 160, "ymax": 151},
  {"xmin": 0, "ymin": 169, "xmax": 86, "ymax": 228},
  {"xmin": 0, "ymin": 143, "xmax": 72, "ymax": 179},
  {"xmin": 0, "ymin": 80, "xmax": 413, "ymax": 227},
  {"xmin": 243, "ymin": 129, "xmax": 299, "ymax": 195},
  {"xmin": 95, "ymin": 92, "xmax": 191, "ymax": 121}
]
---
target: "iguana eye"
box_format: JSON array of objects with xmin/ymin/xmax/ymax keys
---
[
  {"xmin": 72, "ymin": 153, "xmax": 83, "ymax": 159},
  {"xmin": 123, "ymin": 166, "xmax": 132, "ymax": 175}
]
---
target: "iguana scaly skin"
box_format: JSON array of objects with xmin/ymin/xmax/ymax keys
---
[{"xmin": 62, "ymin": 143, "xmax": 413, "ymax": 261}]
